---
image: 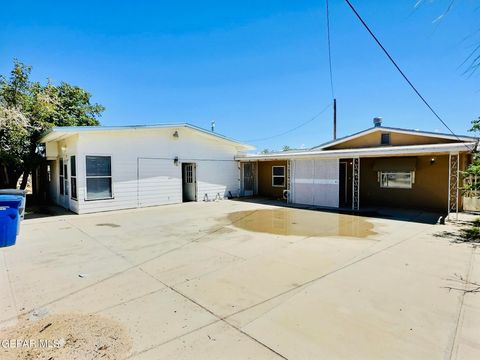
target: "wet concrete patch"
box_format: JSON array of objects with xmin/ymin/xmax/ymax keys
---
[{"xmin": 227, "ymin": 208, "xmax": 376, "ymax": 238}]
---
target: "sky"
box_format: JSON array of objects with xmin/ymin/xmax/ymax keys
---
[{"xmin": 1, "ymin": 0, "xmax": 479, "ymax": 151}]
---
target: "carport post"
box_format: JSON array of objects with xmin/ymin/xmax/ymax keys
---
[
  {"xmin": 447, "ymin": 153, "xmax": 459, "ymax": 221},
  {"xmin": 352, "ymin": 157, "xmax": 360, "ymax": 211}
]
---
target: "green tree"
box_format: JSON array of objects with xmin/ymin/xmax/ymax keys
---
[
  {"xmin": 463, "ymin": 117, "xmax": 480, "ymax": 195},
  {"xmin": 0, "ymin": 60, "xmax": 104, "ymax": 189},
  {"xmin": 260, "ymin": 149, "xmax": 270, "ymax": 154},
  {"xmin": 282, "ymin": 145, "xmax": 291, "ymax": 152}
]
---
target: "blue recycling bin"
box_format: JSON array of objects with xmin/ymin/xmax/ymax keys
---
[
  {"xmin": 0, "ymin": 195, "xmax": 22, "ymax": 247},
  {"xmin": 0, "ymin": 207, "xmax": 19, "ymax": 247}
]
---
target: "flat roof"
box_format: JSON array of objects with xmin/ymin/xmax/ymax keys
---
[
  {"xmin": 40, "ymin": 123, "xmax": 254, "ymax": 150},
  {"xmin": 236, "ymin": 142, "xmax": 476, "ymax": 161}
]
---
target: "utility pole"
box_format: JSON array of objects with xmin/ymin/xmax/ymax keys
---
[{"xmin": 333, "ymin": 98, "xmax": 337, "ymax": 140}]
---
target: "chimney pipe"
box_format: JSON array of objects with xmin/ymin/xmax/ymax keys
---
[
  {"xmin": 211, "ymin": 121, "xmax": 216, "ymax": 132},
  {"xmin": 373, "ymin": 117, "xmax": 382, "ymax": 127}
]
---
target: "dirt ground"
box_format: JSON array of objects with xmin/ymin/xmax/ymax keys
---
[
  {"xmin": 0, "ymin": 313, "xmax": 131, "ymax": 360},
  {"xmin": 0, "ymin": 200, "xmax": 479, "ymax": 359}
]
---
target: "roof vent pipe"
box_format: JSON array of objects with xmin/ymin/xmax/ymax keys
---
[{"xmin": 373, "ymin": 117, "xmax": 382, "ymax": 127}]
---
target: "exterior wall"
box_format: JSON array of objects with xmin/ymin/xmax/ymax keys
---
[
  {"xmin": 257, "ymin": 161, "xmax": 287, "ymax": 198},
  {"xmin": 327, "ymin": 131, "xmax": 458, "ymax": 150},
  {"xmin": 359, "ymin": 155, "xmax": 449, "ymax": 211},
  {"xmin": 49, "ymin": 136, "xmax": 80, "ymax": 213},
  {"xmin": 47, "ymin": 127, "xmax": 242, "ymax": 214},
  {"xmin": 290, "ymin": 159, "xmax": 339, "ymax": 208}
]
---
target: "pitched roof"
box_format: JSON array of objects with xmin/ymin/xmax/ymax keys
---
[
  {"xmin": 40, "ymin": 123, "xmax": 254, "ymax": 150},
  {"xmin": 311, "ymin": 126, "xmax": 477, "ymax": 150}
]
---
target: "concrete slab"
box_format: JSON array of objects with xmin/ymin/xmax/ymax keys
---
[{"xmin": 0, "ymin": 201, "xmax": 478, "ymax": 359}]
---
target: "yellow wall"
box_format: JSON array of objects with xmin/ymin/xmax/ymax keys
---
[
  {"xmin": 360, "ymin": 155, "xmax": 450, "ymax": 211},
  {"xmin": 328, "ymin": 131, "xmax": 458, "ymax": 150},
  {"xmin": 257, "ymin": 161, "xmax": 287, "ymax": 198}
]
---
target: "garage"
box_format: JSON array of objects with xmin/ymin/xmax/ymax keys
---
[{"xmin": 290, "ymin": 159, "xmax": 339, "ymax": 207}]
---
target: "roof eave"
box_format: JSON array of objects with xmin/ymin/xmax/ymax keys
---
[{"xmin": 236, "ymin": 142, "xmax": 476, "ymax": 161}]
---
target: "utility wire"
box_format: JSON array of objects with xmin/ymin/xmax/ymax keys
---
[
  {"xmin": 344, "ymin": 0, "xmax": 472, "ymax": 149},
  {"xmin": 244, "ymin": 102, "xmax": 332, "ymax": 143},
  {"xmin": 325, "ymin": 0, "xmax": 335, "ymax": 98}
]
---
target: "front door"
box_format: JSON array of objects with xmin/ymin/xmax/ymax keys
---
[
  {"xmin": 243, "ymin": 162, "xmax": 255, "ymax": 196},
  {"xmin": 182, "ymin": 163, "xmax": 197, "ymax": 202}
]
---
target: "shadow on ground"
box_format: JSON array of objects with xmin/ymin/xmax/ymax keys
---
[
  {"xmin": 235, "ymin": 197, "xmax": 445, "ymax": 225},
  {"xmin": 24, "ymin": 205, "xmax": 73, "ymax": 220}
]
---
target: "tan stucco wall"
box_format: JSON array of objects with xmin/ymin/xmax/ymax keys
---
[
  {"xmin": 360, "ymin": 155, "xmax": 450, "ymax": 211},
  {"xmin": 258, "ymin": 161, "xmax": 287, "ymax": 198},
  {"xmin": 328, "ymin": 131, "xmax": 458, "ymax": 150}
]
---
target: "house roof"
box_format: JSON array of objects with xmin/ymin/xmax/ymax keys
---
[
  {"xmin": 236, "ymin": 141, "xmax": 477, "ymax": 161},
  {"xmin": 40, "ymin": 123, "xmax": 254, "ymax": 150},
  {"xmin": 311, "ymin": 126, "xmax": 477, "ymax": 150}
]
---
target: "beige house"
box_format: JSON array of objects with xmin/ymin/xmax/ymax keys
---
[{"xmin": 237, "ymin": 119, "xmax": 477, "ymax": 216}]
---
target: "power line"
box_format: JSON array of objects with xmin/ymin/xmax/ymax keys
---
[
  {"xmin": 343, "ymin": 0, "xmax": 471, "ymax": 149},
  {"xmin": 244, "ymin": 102, "xmax": 333, "ymax": 143},
  {"xmin": 325, "ymin": 0, "xmax": 335, "ymax": 98}
]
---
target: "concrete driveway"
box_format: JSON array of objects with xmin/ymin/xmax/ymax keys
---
[{"xmin": 0, "ymin": 200, "xmax": 478, "ymax": 359}]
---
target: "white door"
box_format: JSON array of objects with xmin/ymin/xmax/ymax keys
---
[{"xmin": 137, "ymin": 158, "xmax": 182, "ymax": 207}]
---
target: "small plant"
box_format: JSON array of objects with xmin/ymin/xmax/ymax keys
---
[
  {"xmin": 461, "ymin": 226, "xmax": 480, "ymax": 243},
  {"xmin": 472, "ymin": 217, "xmax": 480, "ymax": 227}
]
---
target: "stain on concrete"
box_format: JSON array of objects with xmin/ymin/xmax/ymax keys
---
[
  {"xmin": 96, "ymin": 223, "xmax": 121, "ymax": 228},
  {"xmin": 227, "ymin": 208, "xmax": 376, "ymax": 238}
]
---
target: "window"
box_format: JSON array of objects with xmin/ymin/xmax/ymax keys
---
[
  {"xmin": 59, "ymin": 159, "xmax": 64, "ymax": 195},
  {"xmin": 381, "ymin": 133, "xmax": 391, "ymax": 145},
  {"xmin": 380, "ymin": 172, "xmax": 413, "ymax": 189},
  {"xmin": 86, "ymin": 156, "xmax": 112, "ymax": 200},
  {"xmin": 272, "ymin": 166, "xmax": 286, "ymax": 187},
  {"xmin": 70, "ymin": 156, "xmax": 77, "ymax": 200}
]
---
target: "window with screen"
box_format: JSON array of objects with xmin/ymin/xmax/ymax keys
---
[
  {"xmin": 85, "ymin": 156, "xmax": 112, "ymax": 200},
  {"xmin": 70, "ymin": 156, "xmax": 77, "ymax": 200},
  {"xmin": 380, "ymin": 172, "xmax": 413, "ymax": 189},
  {"xmin": 272, "ymin": 166, "xmax": 286, "ymax": 187}
]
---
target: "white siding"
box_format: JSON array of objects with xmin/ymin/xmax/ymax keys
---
[
  {"xmin": 46, "ymin": 127, "xmax": 242, "ymax": 214},
  {"xmin": 291, "ymin": 159, "xmax": 339, "ymax": 208},
  {"xmin": 138, "ymin": 158, "xmax": 181, "ymax": 207},
  {"xmin": 194, "ymin": 160, "xmax": 238, "ymax": 201}
]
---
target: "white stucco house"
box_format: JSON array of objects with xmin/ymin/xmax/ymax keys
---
[{"xmin": 40, "ymin": 123, "xmax": 253, "ymax": 214}]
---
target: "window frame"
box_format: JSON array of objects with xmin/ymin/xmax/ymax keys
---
[
  {"xmin": 59, "ymin": 158, "xmax": 64, "ymax": 195},
  {"xmin": 272, "ymin": 165, "xmax": 286, "ymax": 188},
  {"xmin": 70, "ymin": 155, "xmax": 77, "ymax": 200},
  {"xmin": 381, "ymin": 133, "xmax": 391, "ymax": 145},
  {"xmin": 85, "ymin": 155, "xmax": 114, "ymax": 201},
  {"xmin": 379, "ymin": 171, "xmax": 414, "ymax": 189}
]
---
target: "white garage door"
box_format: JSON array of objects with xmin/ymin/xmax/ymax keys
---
[
  {"xmin": 138, "ymin": 158, "xmax": 182, "ymax": 207},
  {"xmin": 291, "ymin": 159, "xmax": 339, "ymax": 208}
]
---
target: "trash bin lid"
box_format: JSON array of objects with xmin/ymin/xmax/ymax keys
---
[
  {"xmin": 0, "ymin": 189, "xmax": 26, "ymax": 196},
  {"xmin": 0, "ymin": 195, "xmax": 23, "ymax": 209}
]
